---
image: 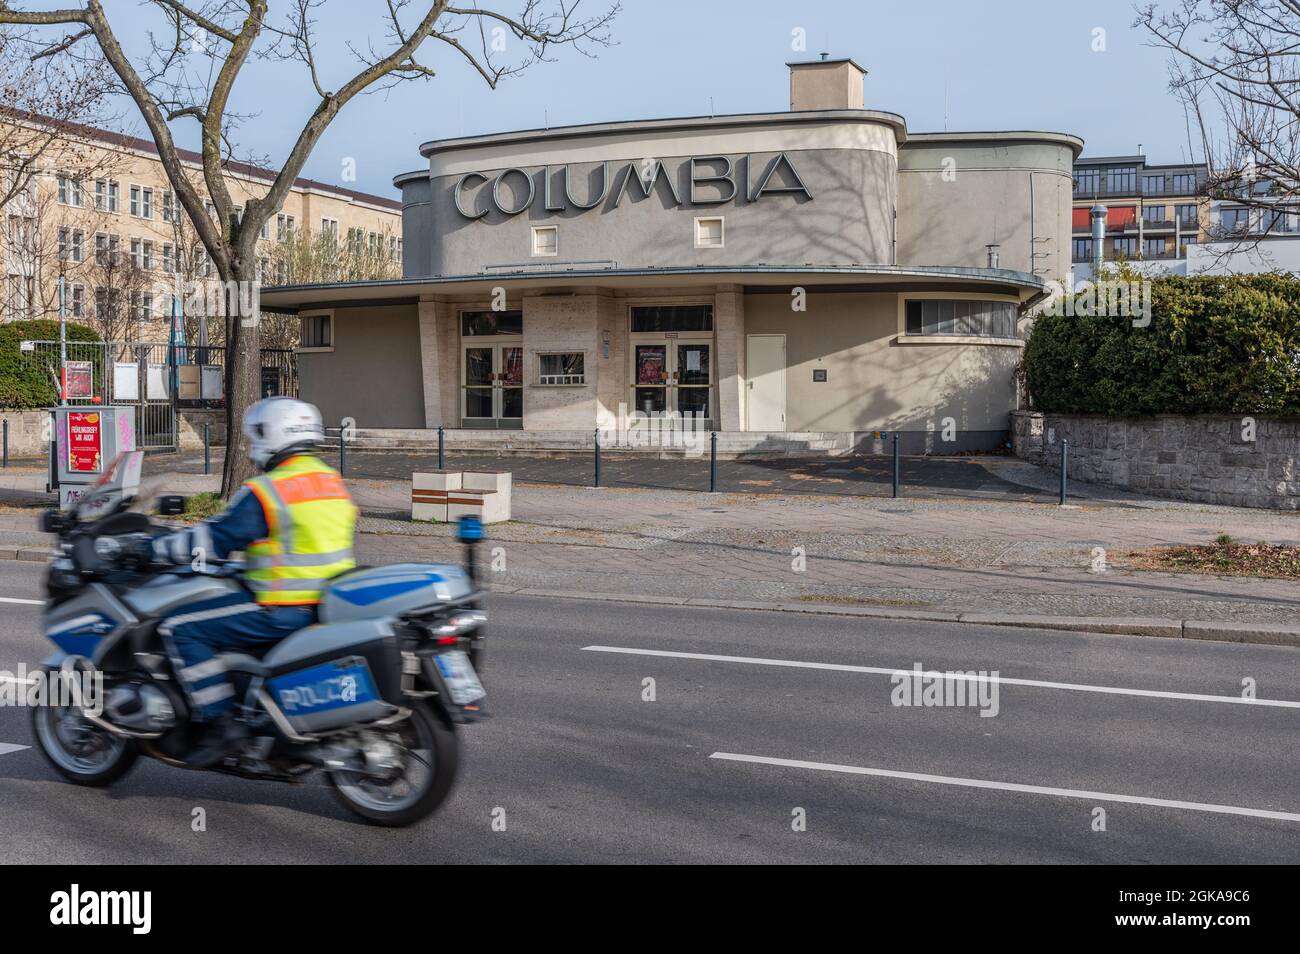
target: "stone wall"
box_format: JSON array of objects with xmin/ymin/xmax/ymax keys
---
[
  {"xmin": 178, "ymin": 408, "xmax": 226, "ymax": 450},
  {"xmin": 1010, "ymin": 410, "xmax": 1044, "ymax": 463},
  {"xmin": 1013, "ymin": 411, "xmax": 1300, "ymax": 510},
  {"xmin": 0, "ymin": 409, "xmax": 52, "ymax": 459}
]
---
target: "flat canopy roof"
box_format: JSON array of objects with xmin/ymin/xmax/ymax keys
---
[{"xmin": 259, "ymin": 264, "xmax": 1048, "ymax": 314}]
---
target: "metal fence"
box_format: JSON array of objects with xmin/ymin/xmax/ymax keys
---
[{"xmin": 18, "ymin": 339, "xmax": 297, "ymax": 450}]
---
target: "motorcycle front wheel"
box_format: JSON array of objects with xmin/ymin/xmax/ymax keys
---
[
  {"xmin": 328, "ymin": 701, "xmax": 459, "ymax": 827},
  {"xmin": 31, "ymin": 675, "xmax": 139, "ymax": 787}
]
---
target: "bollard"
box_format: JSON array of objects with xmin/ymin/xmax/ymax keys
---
[
  {"xmin": 2, "ymin": 418, "xmax": 7, "ymax": 468},
  {"xmin": 437, "ymin": 424, "xmax": 445, "ymax": 470},
  {"xmin": 892, "ymin": 432, "xmax": 901, "ymax": 499},
  {"xmin": 48, "ymin": 410, "xmax": 58, "ymax": 492},
  {"xmin": 202, "ymin": 423, "xmax": 210, "ymax": 475},
  {"xmin": 709, "ymin": 431, "xmax": 718, "ymax": 492},
  {"xmin": 339, "ymin": 423, "xmax": 348, "ymax": 478},
  {"xmin": 1059, "ymin": 439, "xmax": 1069, "ymax": 505},
  {"xmin": 593, "ymin": 427, "xmax": 601, "ymax": 488}
]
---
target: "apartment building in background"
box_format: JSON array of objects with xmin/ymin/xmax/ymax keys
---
[
  {"xmin": 1, "ymin": 111, "xmax": 402, "ymax": 340},
  {"xmin": 1071, "ymin": 153, "xmax": 1300, "ymax": 278},
  {"xmin": 1070, "ymin": 155, "xmax": 1210, "ymax": 268}
]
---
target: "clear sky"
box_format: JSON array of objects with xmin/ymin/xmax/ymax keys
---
[{"xmin": 92, "ymin": 0, "xmax": 1199, "ymax": 198}]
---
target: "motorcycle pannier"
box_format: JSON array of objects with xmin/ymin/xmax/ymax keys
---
[{"xmin": 262, "ymin": 619, "xmax": 406, "ymax": 733}]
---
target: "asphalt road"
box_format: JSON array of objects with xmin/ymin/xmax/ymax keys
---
[{"xmin": 0, "ymin": 559, "xmax": 1296, "ymax": 863}]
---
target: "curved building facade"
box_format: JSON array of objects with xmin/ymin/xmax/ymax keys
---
[{"xmin": 263, "ymin": 58, "xmax": 1082, "ymax": 451}]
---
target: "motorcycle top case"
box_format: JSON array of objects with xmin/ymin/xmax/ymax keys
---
[
  {"xmin": 319, "ymin": 563, "xmax": 474, "ymax": 623},
  {"xmin": 262, "ymin": 618, "xmax": 405, "ymax": 733}
]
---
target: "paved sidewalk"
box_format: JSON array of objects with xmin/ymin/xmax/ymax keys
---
[{"xmin": 4, "ymin": 454, "xmax": 1299, "ymax": 631}]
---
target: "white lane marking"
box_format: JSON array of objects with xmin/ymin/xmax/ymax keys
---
[
  {"xmin": 0, "ymin": 596, "xmax": 43, "ymax": 606},
  {"xmin": 0, "ymin": 743, "xmax": 29, "ymax": 756},
  {"xmin": 710, "ymin": 752, "xmax": 1300, "ymax": 824},
  {"xmin": 581, "ymin": 645, "xmax": 1300, "ymax": 709}
]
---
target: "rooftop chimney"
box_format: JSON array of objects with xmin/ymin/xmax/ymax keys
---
[{"xmin": 788, "ymin": 57, "xmax": 867, "ymax": 111}]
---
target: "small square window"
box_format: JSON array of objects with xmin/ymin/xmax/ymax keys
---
[
  {"xmin": 531, "ymin": 225, "xmax": 557, "ymax": 257},
  {"xmin": 300, "ymin": 313, "xmax": 332, "ymax": 349},
  {"xmin": 537, "ymin": 352, "xmax": 585, "ymax": 386},
  {"xmin": 695, "ymin": 216, "xmax": 724, "ymax": 248}
]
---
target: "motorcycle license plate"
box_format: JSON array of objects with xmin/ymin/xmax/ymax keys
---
[{"xmin": 434, "ymin": 650, "xmax": 485, "ymax": 705}]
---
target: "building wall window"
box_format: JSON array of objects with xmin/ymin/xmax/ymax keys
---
[
  {"xmin": 389, "ymin": 236, "xmax": 402, "ymax": 264},
  {"xmin": 1111, "ymin": 237, "xmax": 1138, "ymax": 258},
  {"xmin": 461, "ymin": 309, "xmax": 522, "ymax": 337},
  {"xmin": 162, "ymin": 243, "xmax": 174, "ymax": 273},
  {"xmin": 58, "ymin": 227, "xmax": 85, "ymax": 263},
  {"xmin": 128, "ymin": 237, "xmax": 154, "ymax": 270},
  {"xmin": 1172, "ymin": 173, "xmax": 1196, "ymax": 193},
  {"xmin": 95, "ymin": 179, "xmax": 119, "ymax": 213},
  {"xmin": 1071, "ymin": 238, "xmax": 1093, "ymax": 262},
  {"xmin": 277, "ymin": 213, "xmax": 295, "ymax": 240},
  {"xmin": 536, "ymin": 351, "xmax": 585, "ymax": 386},
  {"xmin": 531, "ymin": 225, "xmax": 557, "ymax": 256},
  {"xmin": 694, "ymin": 216, "xmax": 724, "ymax": 248},
  {"xmin": 1142, "ymin": 205, "xmax": 1167, "ymax": 224},
  {"xmin": 904, "ymin": 299, "xmax": 1017, "ymax": 339},
  {"xmin": 1073, "ymin": 168, "xmax": 1101, "ymax": 195},
  {"xmin": 1262, "ymin": 208, "xmax": 1299, "ymax": 233},
  {"xmin": 300, "ymin": 312, "xmax": 332, "ymax": 349},
  {"xmin": 1143, "ymin": 175, "xmax": 1165, "ymax": 194},
  {"xmin": 1176, "ymin": 203, "xmax": 1198, "ymax": 226},
  {"xmin": 630, "ymin": 304, "xmax": 713, "ymax": 333},
  {"xmin": 94, "ymin": 232, "xmax": 119, "ymax": 266},
  {"xmin": 320, "ymin": 217, "xmax": 339, "ymax": 244},
  {"xmin": 1106, "ymin": 167, "xmax": 1136, "ymax": 193},
  {"xmin": 129, "ymin": 184, "xmax": 151, "ymax": 217},
  {"xmin": 1220, "ymin": 208, "xmax": 1251, "ymax": 233},
  {"xmin": 57, "ymin": 175, "xmax": 83, "ymax": 207},
  {"xmin": 1143, "ymin": 237, "xmax": 1167, "ymax": 258},
  {"xmin": 161, "ymin": 190, "xmax": 174, "ymax": 223},
  {"xmin": 68, "ymin": 283, "xmax": 84, "ymax": 318}
]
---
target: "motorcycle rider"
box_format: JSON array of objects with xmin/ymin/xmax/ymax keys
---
[{"xmin": 149, "ymin": 397, "xmax": 357, "ymax": 765}]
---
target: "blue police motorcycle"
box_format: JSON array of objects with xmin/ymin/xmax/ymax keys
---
[{"xmin": 31, "ymin": 452, "xmax": 487, "ymax": 827}]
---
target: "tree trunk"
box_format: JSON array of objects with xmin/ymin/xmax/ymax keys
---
[{"xmin": 219, "ymin": 259, "xmax": 261, "ymax": 496}]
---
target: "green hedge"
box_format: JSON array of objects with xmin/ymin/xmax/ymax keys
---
[
  {"xmin": 0, "ymin": 319, "xmax": 102, "ymax": 408},
  {"xmin": 1023, "ymin": 273, "xmax": 1300, "ymax": 416}
]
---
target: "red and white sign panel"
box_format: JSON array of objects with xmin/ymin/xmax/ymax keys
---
[{"xmin": 67, "ymin": 411, "xmax": 102, "ymax": 474}]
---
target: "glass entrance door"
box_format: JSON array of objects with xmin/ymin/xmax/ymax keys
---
[
  {"xmin": 633, "ymin": 340, "xmax": 711, "ymax": 422},
  {"xmin": 463, "ymin": 343, "xmax": 522, "ymax": 428}
]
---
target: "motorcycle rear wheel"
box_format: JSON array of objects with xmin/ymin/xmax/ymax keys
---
[
  {"xmin": 327, "ymin": 702, "xmax": 459, "ymax": 827},
  {"xmin": 31, "ymin": 678, "xmax": 139, "ymax": 787}
]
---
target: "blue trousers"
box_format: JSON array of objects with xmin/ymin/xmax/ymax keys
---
[{"xmin": 159, "ymin": 591, "xmax": 314, "ymax": 720}]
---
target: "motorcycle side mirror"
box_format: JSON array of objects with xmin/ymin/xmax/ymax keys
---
[
  {"xmin": 456, "ymin": 515, "xmax": 484, "ymax": 543},
  {"xmin": 157, "ymin": 495, "xmax": 187, "ymax": 517}
]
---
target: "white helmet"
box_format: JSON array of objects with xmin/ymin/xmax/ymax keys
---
[{"xmin": 242, "ymin": 397, "xmax": 324, "ymax": 470}]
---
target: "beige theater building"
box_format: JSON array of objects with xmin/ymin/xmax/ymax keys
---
[{"xmin": 263, "ymin": 58, "xmax": 1082, "ymax": 453}]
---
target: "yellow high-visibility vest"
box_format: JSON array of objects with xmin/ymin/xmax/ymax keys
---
[{"xmin": 243, "ymin": 454, "xmax": 357, "ymax": 606}]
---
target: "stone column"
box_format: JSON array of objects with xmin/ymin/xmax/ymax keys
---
[
  {"xmin": 418, "ymin": 297, "xmax": 460, "ymax": 428},
  {"xmin": 714, "ymin": 286, "xmax": 746, "ymax": 431},
  {"xmin": 417, "ymin": 296, "xmax": 441, "ymax": 428}
]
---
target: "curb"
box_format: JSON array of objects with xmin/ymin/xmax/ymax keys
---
[
  {"xmin": 2, "ymin": 551, "xmax": 1296, "ymax": 649},
  {"xmin": 496, "ymin": 586, "xmax": 1300, "ymax": 648}
]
